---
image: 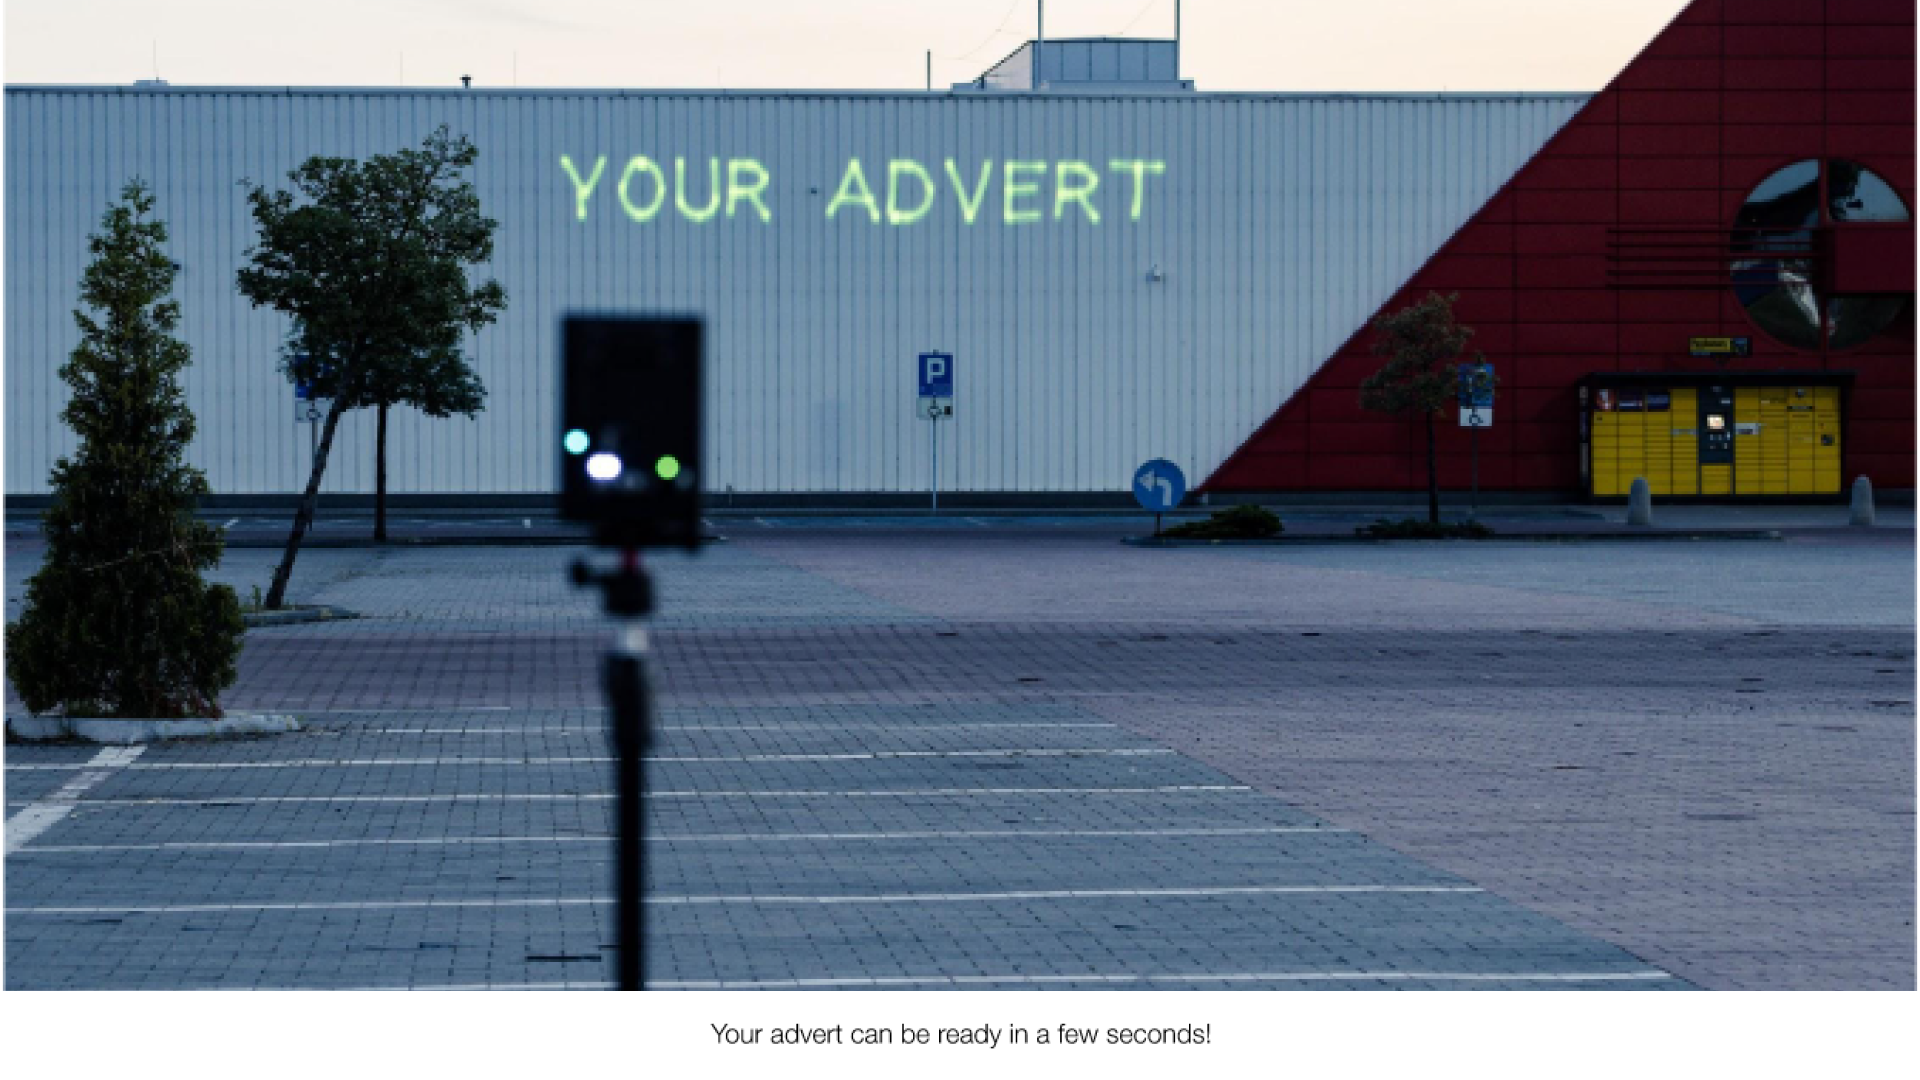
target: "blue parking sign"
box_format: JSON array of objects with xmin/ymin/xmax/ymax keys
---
[
  {"xmin": 918, "ymin": 352, "xmax": 954, "ymax": 398},
  {"xmin": 1457, "ymin": 362, "xmax": 1494, "ymax": 408}
]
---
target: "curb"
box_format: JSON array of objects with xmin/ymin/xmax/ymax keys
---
[
  {"xmin": 243, "ymin": 605, "xmax": 359, "ymax": 627},
  {"xmin": 1124, "ymin": 530, "xmax": 1784, "ymax": 546},
  {"xmin": 220, "ymin": 534, "xmax": 723, "ymax": 549},
  {"xmin": 224, "ymin": 535, "xmax": 592, "ymax": 549},
  {"xmin": 6, "ymin": 714, "xmax": 303, "ymax": 744}
]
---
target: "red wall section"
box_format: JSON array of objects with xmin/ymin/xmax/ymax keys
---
[{"xmin": 1208, "ymin": 0, "xmax": 1917, "ymax": 494}]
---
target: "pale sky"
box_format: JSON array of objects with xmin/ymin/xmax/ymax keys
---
[{"xmin": 5, "ymin": 0, "xmax": 1690, "ymax": 92}]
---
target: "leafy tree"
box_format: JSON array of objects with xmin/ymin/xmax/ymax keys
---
[
  {"xmin": 5, "ymin": 182, "xmax": 244, "ymax": 718},
  {"xmin": 1358, "ymin": 292, "xmax": 1492, "ymax": 525},
  {"xmin": 239, "ymin": 126, "xmax": 505, "ymax": 603}
]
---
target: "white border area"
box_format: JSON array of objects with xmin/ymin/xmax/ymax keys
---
[{"xmin": 2, "ymin": 992, "xmax": 1912, "ymax": 1080}]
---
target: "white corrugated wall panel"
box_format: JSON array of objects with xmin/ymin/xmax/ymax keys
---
[{"xmin": 4, "ymin": 88, "xmax": 1585, "ymax": 496}]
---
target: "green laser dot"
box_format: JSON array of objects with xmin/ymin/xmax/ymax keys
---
[
  {"xmin": 655, "ymin": 455, "xmax": 681, "ymax": 481},
  {"xmin": 563, "ymin": 429, "xmax": 590, "ymax": 455}
]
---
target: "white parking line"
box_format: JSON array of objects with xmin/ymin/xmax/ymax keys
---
[
  {"xmin": 8, "ymin": 883, "xmax": 1482, "ymax": 916},
  {"xmin": 14, "ymin": 825, "xmax": 1345, "ymax": 855},
  {"xmin": 665, "ymin": 722, "xmax": 1118, "ymax": 731},
  {"xmin": 5, "ymin": 748, "xmax": 1174, "ymax": 771},
  {"xmin": 369, "ymin": 728, "xmax": 608, "ymax": 734},
  {"xmin": 254, "ymin": 970, "xmax": 1679, "ymax": 990},
  {"xmin": 299, "ymin": 708, "xmax": 516, "ymax": 715},
  {"xmin": 652, "ymin": 971, "xmax": 1678, "ymax": 989},
  {"xmin": 4, "ymin": 746, "xmax": 145, "ymax": 854},
  {"xmin": 300, "ymin": 982, "xmax": 613, "ymax": 991},
  {"xmin": 366, "ymin": 723, "xmax": 1117, "ymax": 734},
  {"xmin": 8, "ymin": 784, "xmax": 1252, "ymax": 808}
]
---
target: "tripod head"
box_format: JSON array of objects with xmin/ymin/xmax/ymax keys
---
[{"xmin": 571, "ymin": 551, "xmax": 654, "ymax": 618}]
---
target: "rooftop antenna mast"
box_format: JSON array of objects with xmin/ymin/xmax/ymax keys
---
[
  {"xmin": 1175, "ymin": 0, "xmax": 1182, "ymax": 84},
  {"xmin": 1035, "ymin": 1, "xmax": 1044, "ymax": 93}
]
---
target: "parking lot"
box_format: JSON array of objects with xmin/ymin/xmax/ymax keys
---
[{"xmin": 5, "ymin": 517, "xmax": 1913, "ymax": 989}]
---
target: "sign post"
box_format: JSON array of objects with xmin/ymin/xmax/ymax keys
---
[
  {"xmin": 1457, "ymin": 362, "xmax": 1495, "ymax": 521},
  {"xmin": 1132, "ymin": 458, "xmax": 1187, "ymax": 536},
  {"xmin": 917, "ymin": 352, "xmax": 954, "ymax": 514},
  {"xmin": 292, "ymin": 353, "xmax": 330, "ymax": 512}
]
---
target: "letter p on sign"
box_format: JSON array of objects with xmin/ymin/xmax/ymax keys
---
[{"xmin": 918, "ymin": 351, "xmax": 954, "ymax": 398}]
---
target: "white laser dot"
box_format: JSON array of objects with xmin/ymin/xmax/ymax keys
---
[{"xmin": 585, "ymin": 452, "xmax": 623, "ymax": 481}]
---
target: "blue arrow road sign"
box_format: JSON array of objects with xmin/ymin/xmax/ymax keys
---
[
  {"xmin": 918, "ymin": 351, "xmax": 954, "ymax": 398},
  {"xmin": 1133, "ymin": 459, "xmax": 1186, "ymax": 512}
]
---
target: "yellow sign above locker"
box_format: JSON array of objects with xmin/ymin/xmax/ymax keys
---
[{"xmin": 559, "ymin": 156, "xmax": 1167, "ymax": 226}]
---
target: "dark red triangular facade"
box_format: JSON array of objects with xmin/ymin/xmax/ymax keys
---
[{"xmin": 1206, "ymin": 0, "xmax": 1916, "ymax": 493}]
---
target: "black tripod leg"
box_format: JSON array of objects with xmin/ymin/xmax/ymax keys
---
[{"xmin": 606, "ymin": 649, "xmax": 648, "ymax": 990}]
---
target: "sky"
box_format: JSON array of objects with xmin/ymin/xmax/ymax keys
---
[{"xmin": 4, "ymin": 0, "xmax": 1691, "ymax": 93}]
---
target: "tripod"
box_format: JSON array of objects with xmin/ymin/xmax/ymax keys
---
[{"xmin": 573, "ymin": 549, "xmax": 653, "ymax": 991}]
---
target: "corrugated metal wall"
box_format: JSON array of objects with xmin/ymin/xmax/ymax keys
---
[{"xmin": 3, "ymin": 87, "xmax": 1583, "ymax": 496}]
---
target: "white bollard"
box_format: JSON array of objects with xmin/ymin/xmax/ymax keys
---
[
  {"xmin": 1850, "ymin": 475, "xmax": 1876, "ymax": 527},
  {"xmin": 1627, "ymin": 476, "xmax": 1653, "ymax": 527}
]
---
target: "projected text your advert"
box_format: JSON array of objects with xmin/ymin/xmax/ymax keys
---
[{"xmin": 561, "ymin": 156, "xmax": 1167, "ymax": 226}]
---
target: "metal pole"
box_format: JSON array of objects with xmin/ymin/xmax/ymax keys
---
[
  {"xmin": 930, "ymin": 410, "xmax": 939, "ymax": 515},
  {"xmin": 1035, "ymin": 1, "xmax": 1044, "ymax": 92},
  {"xmin": 1471, "ymin": 427, "xmax": 1480, "ymax": 521},
  {"xmin": 310, "ymin": 414, "xmax": 319, "ymax": 516},
  {"xmin": 1174, "ymin": 0, "xmax": 1181, "ymax": 84},
  {"xmin": 926, "ymin": 50, "xmax": 931, "ymax": 91},
  {"xmin": 601, "ymin": 549, "xmax": 654, "ymax": 991}
]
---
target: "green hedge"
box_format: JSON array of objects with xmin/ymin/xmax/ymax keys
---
[
  {"xmin": 1162, "ymin": 505, "xmax": 1283, "ymax": 540},
  {"xmin": 1354, "ymin": 518, "xmax": 1494, "ymax": 540}
]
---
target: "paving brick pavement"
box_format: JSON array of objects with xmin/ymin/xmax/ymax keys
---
[
  {"xmin": 5, "ymin": 522, "xmax": 1910, "ymax": 989},
  {"xmin": 6, "ymin": 706, "xmax": 1681, "ymax": 990}
]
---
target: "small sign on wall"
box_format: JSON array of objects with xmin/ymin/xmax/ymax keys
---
[{"xmin": 1689, "ymin": 337, "xmax": 1752, "ymax": 358}]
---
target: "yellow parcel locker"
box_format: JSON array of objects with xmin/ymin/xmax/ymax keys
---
[
  {"xmin": 1668, "ymin": 388, "xmax": 1699, "ymax": 495},
  {"xmin": 1814, "ymin": 386, "xmax": 1842, "ymax": 493},
  {"xmin": 1644, "ymin": 437, "xmax": 1673, "ymax": 495},
  {"xmin": 1597, "ymin": 408, "xmax": 1637, "ymax": 498},
  {"xmin": 1757, "ymin": 389, "xmax": 1791, "ymax": 494},
  {"xmin": 1612, "ymin": 410, "xmax": 1646, "ymax": 483},
  {"xmin": 1590, "ymin": 409, "xmax": 1621, "ymax": 495},
  {"xmin": 1640, "ymin": 393, "xmax": 1671, "ymax": 494},
  {"xmin": 1787, "ymin": 400, "xmax": 1817, "ymax": 492},
  {"xmin": 1735, "ymin": 387, "xmax": 1765, "ymax": 494}
]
